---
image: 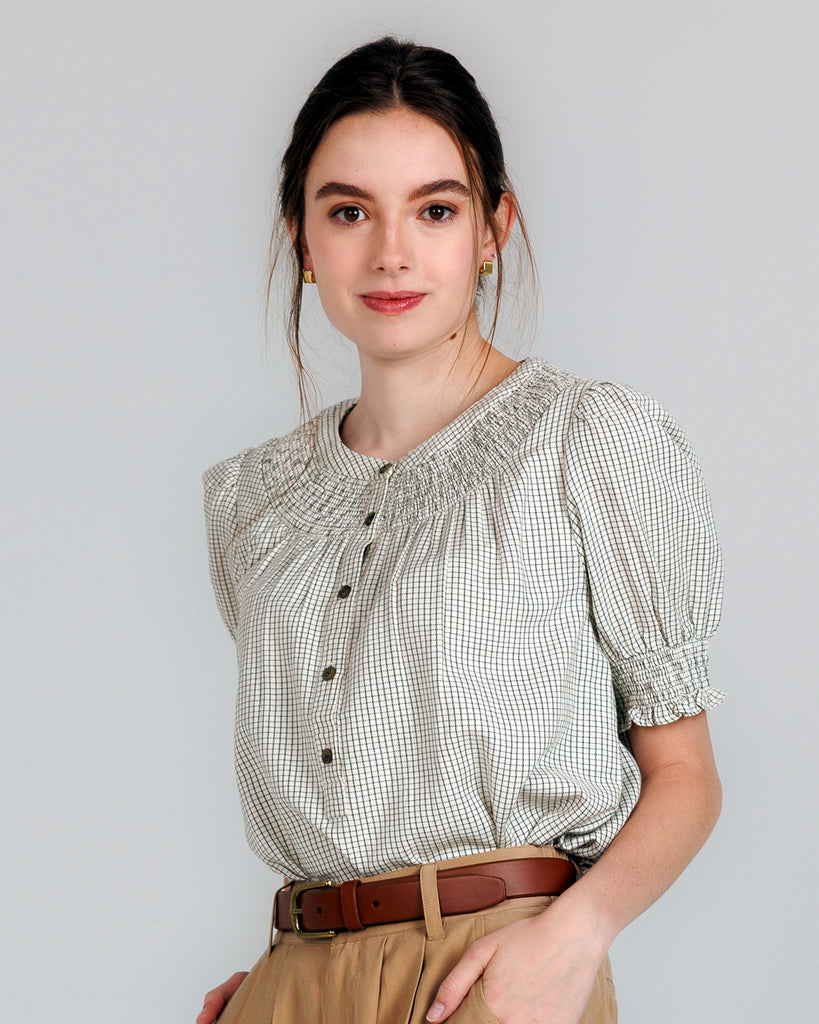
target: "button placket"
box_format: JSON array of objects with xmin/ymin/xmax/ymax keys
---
[
  {"xmin": 354, "ymin": 462, "xmax": 395, "ymax": 572},
  {"xmin": 360, "ymin": 462, "xmax": 394, "ymax": 533},
  {"xmin": 311, "ymin": 462, "xmax": 397, "ymax": 817}
]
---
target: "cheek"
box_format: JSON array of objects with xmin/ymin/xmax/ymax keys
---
[
  {"xmin": 441, "ymin": 235, "xmax": 481, "ymax": 293},
  {"xmin": 444, "ymin": 230, "xmax": 481, "ymax": 269},
  {"xmin": 309, "ymin": 233, "xmax": 366, "ymax": 283},
  {"xmin": 302, "ymin": 212, "xmax": 338, "ymax": 263}
]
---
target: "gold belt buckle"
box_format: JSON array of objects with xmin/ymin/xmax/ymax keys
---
[{"xmin": 289, "ymin": 879, "xmax": 337, "ymax": 939}]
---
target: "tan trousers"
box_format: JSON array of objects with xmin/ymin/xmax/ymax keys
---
[{"xmin": 217, "ymin": 845, "xmax": 618, "ymax": 1024}]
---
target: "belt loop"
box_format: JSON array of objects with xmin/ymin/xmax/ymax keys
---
[
  {"xmin": 419, "ymin": 862, "xmax": 445, "ymax": 941},
  {"xmin": 340, "ymin": 879, "xmax": 364, "ymax": 931}
]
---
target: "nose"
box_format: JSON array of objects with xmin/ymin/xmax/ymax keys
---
[{"xmin": 370, "ymin": 218, "xmax": 411, "ymax": 274}]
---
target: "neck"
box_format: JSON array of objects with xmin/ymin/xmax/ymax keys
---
[{"xmin": 339, "ymin": 321, "xmax": 519, "ymax": 461}]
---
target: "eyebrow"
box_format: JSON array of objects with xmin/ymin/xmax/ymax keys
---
[{"xmin": 312, "ymin": 178, "xmax": 472, "ymax": 202}]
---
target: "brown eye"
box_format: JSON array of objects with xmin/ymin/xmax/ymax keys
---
[
  {"xmin": 342, "ymin": 206, "xmax": 362, "ymax": 222},
  {"xmin": 422, "ymin": 204, "xmax": 454, "ymax": 223}
]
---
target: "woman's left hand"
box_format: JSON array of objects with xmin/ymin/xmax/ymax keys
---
[{"xmin": 425, "ymin": 896, "xmax": 609, "ymax": 1024}]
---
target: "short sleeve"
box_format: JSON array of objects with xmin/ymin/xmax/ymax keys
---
[
  {"xmin": 565, "ymin": 382, "xmax": 725, "ymax": 731},
  {"xmin": 202, "ymin": 451, "xmax": 250, "ymax": 640}
]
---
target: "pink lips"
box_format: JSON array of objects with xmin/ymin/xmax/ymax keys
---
[{"xmin": 360, "ymin": 291, "xmax": 425, "ymax": 315}]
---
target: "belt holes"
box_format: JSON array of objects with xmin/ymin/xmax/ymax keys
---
[{"xmin": 372, "ymin": 899, "xmax": 380, "ymax": 907}]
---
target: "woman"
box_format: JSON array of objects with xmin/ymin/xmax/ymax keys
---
[{"xmin": 198, "ymin": 37, "xmax": 724, "ymax": 1024}]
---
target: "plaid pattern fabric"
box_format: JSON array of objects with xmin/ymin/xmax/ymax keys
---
[{"xmin": 203, "ymin": 359, "xmax": 724, "ymax": 880}]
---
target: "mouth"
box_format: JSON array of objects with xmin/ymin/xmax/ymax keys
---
[{"xmin": 360, "ymin": 291, "xmax": 425, "ymax": 315}]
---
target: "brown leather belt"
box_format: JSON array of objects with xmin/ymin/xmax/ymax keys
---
[{"xmin": 274, "ymin": 857, "xmax": 576, "ymax": 938}]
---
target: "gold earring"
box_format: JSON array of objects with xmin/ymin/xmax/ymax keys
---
[
  {"xmin": 303, "ymin": 270, "xmax": 316, "ymax": 284},
  {"xmin": 479, "ymin": 260, "xmax": 494, "ymax": 276}
]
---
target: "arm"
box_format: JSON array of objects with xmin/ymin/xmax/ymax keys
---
[{"xmin": 427, "ymin": 711, "xmax": 722, "ymax": 1024}]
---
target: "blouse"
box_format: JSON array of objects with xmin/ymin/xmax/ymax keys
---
[{"xmin": 202, "ymin": 357, "xmax": 724, "ymax": 880}]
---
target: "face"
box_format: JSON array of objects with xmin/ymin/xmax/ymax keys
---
[{"xmin": 298, "ymin": 108, "xmax": 499, "ymax": 364}]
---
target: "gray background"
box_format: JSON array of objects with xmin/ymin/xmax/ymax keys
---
[{"xmin": 2, "ymin": 1, "xmax": 816, "ymax": 1021}]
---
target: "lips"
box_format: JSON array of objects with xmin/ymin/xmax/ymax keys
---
[{"xmin": 360, "ymin": 291, "xmax": 425, "ymax": 315}]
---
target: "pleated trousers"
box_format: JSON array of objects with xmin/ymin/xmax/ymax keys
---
[{"xmin": 217, "ymin": 845, "xmax": 618, "ymax": 1024}]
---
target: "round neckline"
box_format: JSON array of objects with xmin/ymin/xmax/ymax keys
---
[
  {"xmin": 323, "ymin": 357, "xmax": 541, "ymax": 478},
  {"xmin": 258, "ymin": 357, "xmax": 581, "ymax": 530}
]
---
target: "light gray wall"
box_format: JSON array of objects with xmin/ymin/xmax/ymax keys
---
[{"xmin": 2, "ymin": 2, "xmax": 816, "ymax": 1021}]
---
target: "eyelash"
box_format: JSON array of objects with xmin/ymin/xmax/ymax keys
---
[{"xmin": 329, "ymin": 204, "xmax": 457, "ymax": 225}]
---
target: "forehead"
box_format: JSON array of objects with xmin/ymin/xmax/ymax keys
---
[{"xmin": 306, "ymin": 108, "xmax": 468, "ymax": 191}]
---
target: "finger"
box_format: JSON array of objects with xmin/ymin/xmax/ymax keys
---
[
  {"xmin": 195, "ymin": 992, "xmax": 224, "ymax": 1024},
  {"xmin": 196, "ymin": 973, "xmax": 248, "ymax": 1024},
  {"xmin": 426, "ymin": 942, "xmax": 493, "ymax": 1022},
  {"xmin": 223, "ymin": 972, "xmax": 249, "ymax": 996}
]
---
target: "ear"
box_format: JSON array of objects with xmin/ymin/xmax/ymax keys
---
[
  {"xmin": 481, "ymin": 192, "xmax": 517, "ymax": 260},
  {"xmin": 288, "ymin": 218, "xmax": 314, "ymax": 273}
]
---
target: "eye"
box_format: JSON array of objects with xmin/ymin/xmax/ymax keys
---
[
  {"xmin": 331, "ymin": 205, "xmax": 366, "ymax": 224},
  {"xmin": 421, "ymin": 204, "xmax": 456, "ymax": 223}
]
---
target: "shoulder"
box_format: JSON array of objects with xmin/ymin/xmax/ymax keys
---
[
  {"xmin": 522, "ymin": 360, "xmax": 676, "ymax": 427},
  {"xmin": 511, "ymin": 365, "xmax": 709, "ymax": 500},
  {"xmin": 568, "ymin": 377, "xmax": 682, "ymax": 435},
  {"xmin": 201, "ymin": 398, "xmax": 351, "ymax": 520},
  {"xmin": 517, "ymin": 359, "xmax": 666, "ymax": 419},
  {"xmin": 202, "ymin": 447, "xmax": 252, "ymax": 498},
  {"xmin": 521, "ymin": 362, "xmax": 683, "ymax": 448},
  {"xmin": 565, "ymin": 377, "xmax": 701, "ymax": 470}
]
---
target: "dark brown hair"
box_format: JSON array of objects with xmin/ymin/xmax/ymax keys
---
[{"xmin": 267, "ymin": 36, "xmax": 536, "ymax": 418}]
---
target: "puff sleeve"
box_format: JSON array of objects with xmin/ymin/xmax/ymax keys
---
[
  {"xmin": 202, "ymin": 451, "xmax": 250, "ymax": 641},
  {"xmin": 565, "ymin": 382, "xmax": 725, "ymax": 731}
]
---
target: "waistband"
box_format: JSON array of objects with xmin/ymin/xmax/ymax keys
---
[{"xmin": 274, "ymin": 845, "xmax": 575, "ymax": 939}]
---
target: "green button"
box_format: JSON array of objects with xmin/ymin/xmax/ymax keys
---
[
  {"xmin": 378, "ymin": 463, "xmax": 393, "ymax": 475},
  {"xmin": 321, "ymin": 748, "xmax": 333, "ymax": 765},
  {"xmin": 364, "ymin": 512, "xmax": 375, "ymax": 526},
  {"xmin": 321, "ymin": 666, "xmax": 336, "ymax": 681},
  {"xmin": 337, "ymin": 585, "xmax": 351, "ymax": 599}
]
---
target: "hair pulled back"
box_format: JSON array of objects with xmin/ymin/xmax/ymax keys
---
[{"xmin": 268, "ymin": 36, "xmax": 535, "ymax": 416}]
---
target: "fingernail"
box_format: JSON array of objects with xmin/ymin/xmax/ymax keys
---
[{"xmin": 427, "ymin": 1001, "xmax": 445, "ymax": 1021}]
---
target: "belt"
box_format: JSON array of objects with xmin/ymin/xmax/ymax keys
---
[{"xmin": 275, "ymin": 856, "xmax": 576, "ymax": 939}]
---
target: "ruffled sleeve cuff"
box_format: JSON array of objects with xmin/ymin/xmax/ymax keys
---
[{"xmin": 611, "ymin": 638, "xmax": 726, "ymax": 731}]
